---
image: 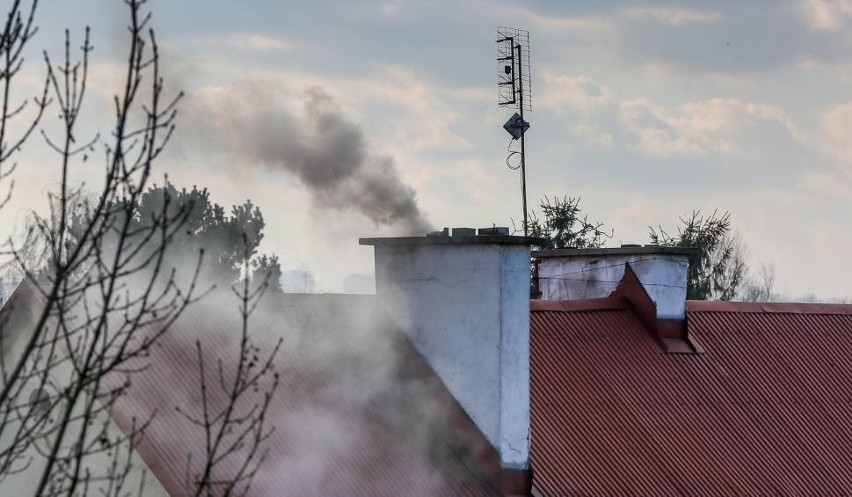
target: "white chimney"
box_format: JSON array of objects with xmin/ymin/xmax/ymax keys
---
[
  {"xmin": 361, "ymin": 229, "xmax": 533, "ymax": 486},
  {"xmin": 535, "ymin": 246, "xmax": 696, "ymax": 320}
]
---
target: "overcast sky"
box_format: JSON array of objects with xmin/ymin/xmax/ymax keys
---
[{"xmin": 4, "ymin": 0, "xmax": 852, "ymax": 298}]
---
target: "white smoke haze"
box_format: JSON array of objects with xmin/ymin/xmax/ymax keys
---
[
  {"xmin": 2, "ymin": 241, "xmax": 496, "ymax": 495},
  {"xmin": 183, "ymin": 84, "xmax": 433, "ymax": 235},
  {"xmin": 102, "ymin": 289, "xmax": 495, "ymax": 495},
  {"xmin": 0, "ymin": 5, "xmax": 478, "ymax": 489}
]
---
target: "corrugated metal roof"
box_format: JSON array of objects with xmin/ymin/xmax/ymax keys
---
[
  {"xmin": 530, "ymin": 298, "xmax": 852, "ymax": 496},
  {"xmin": 105, "ymin": 293, "xmax": 500, "ymax": 497}
]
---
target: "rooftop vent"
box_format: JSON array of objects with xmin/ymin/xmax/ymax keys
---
[
  {"xmin": 426, "ymin": 227, "xmax": 513, "ymax": 237},
  {"xmin": 479, "ymin": 227, "xmax": 511, "ymax": 236}
]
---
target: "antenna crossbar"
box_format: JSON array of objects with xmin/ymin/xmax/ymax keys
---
[
  {"xmin": 496, "ymin": 26, "xmax": 533, "ymax": 236},
  {"xmin": 496, "ymin": 26, "xmax": 531, "ymax": 112}
]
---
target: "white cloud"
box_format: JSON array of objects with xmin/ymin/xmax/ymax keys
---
[
  {"xmin": 229, "ymin": 34, "xmax": 291, "ymax": 52},
  {"xmin": 366, "ymin": 0, "xmax": 438, "ymax": 17},
  {"xmin": 820, "ymin": 101, "xmax": 852, "ymax": 168},
  {"xmin": 540, "ymin": 72, "xmax": 802, "ymax": 157},
  {"xmin": 619, "ymin": 97, "xmax": 803, "ymax": 157},
  {"xmin": 378, "ymin": 2, "xmax": 403, "ymax": 16},
  {"xmin": 800, "ymin": 0, "xmax": 852, "ymax": 31},
  {"xmin": 571, "ymin": 124, "xmax": 613, "ymax": 147},
  {"xmin": 205, "ymin": 63, "xmax": 473, "ymax": 153},
  {"xmin": 354, "ymin": 65, "xmax": 472, "ymax": 150},
  {"xmin": 623, "ymin": 6, "xmax": 724, "ymax": 26},
  {"xmin": 603, "ymin": 191, "xmax": 670, "ymax": 242},
  {"xmin": 491, "ymin": 3, "xmax": 722, "ymax": 36},
  {"xmin": 204, "ymin": 33, "xmax": 292, "ymax": 53},
  {"xmin": 539, "ymin": 72, "xmax": 618, "ymax": 114},
  {"xmin": 526, "ymin": 13, "xmax": 612, "ymax": 34},
  {"xmin": 686, "ymin": 99, "xmax": 802, "ymax": 139},
  {"xmin": 801, "ymin": 171, "xmax": 852, "ymax": 197},
  {"xmin": 475, "ymin": 1, "xmax": 612, "ymax": 35}
]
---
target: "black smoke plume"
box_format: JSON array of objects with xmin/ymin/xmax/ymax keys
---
[{"xmin": 187, "ymin": 86, "xmax": 432, "ymax": 234}]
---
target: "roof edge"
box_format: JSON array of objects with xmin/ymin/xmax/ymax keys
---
[
  {"xmin": 688, "ymin": 300, "xmax": 852, "ymax": 315},
  {"xmin": 0, "ymin": 278, "xmax": 23, "ymax": 312},
  {"xmin": 532, "ymin": 246, "xmax": 699, "ymax": 258}
]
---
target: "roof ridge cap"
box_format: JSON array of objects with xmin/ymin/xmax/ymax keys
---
[{"xmin": 531, "ymin": 297, "xmax": 629, "ymax": 313}]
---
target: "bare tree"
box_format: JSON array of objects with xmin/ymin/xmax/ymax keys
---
[
  {"xmin": 178, "ymin": 238, "xmax": 281, "ymax": 497},
  {"xmin": 740, "ymin": 263, "xmax": 777, "ymax": 302},
  {"xmin": 0, "ymin": 2, "xmax": 277, "ymax": 496},
  {"xmin": 0, "ymin": 0, "xmax": 49, "ymax": 212},
  {"xmin": 650, "ymin": 210, "xmax": 748, "ymax": 301},
  {"xmin": 0, "ymin": 1, "xmax": 195, "ymax": 495},
  {"xmin": 741, "ymin": 264, "xmax": 852, "ymax": 303}
]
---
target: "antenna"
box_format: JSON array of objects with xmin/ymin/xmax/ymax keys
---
[{"xmin": 496, "ymin": 26, "xmax": 532, "ymax": 236}]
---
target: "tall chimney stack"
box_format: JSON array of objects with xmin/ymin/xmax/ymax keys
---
[{"xmin": 361, "ymin": 228, "xmax": 535, "ymax": 493}]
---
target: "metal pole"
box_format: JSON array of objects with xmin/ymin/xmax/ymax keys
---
[{"xmin": 516, "ymin": 42, "xmax": 528, "ymax": 237}]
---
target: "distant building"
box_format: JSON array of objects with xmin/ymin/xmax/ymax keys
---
[
  {"xmin": 342, "ymin": 272, "xmax": 375, "ymax": 294},
  {"xmin": 279, "ymin": 268, "xmax": 315, "ymax": 293}
]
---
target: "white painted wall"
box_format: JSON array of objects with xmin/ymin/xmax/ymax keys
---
[
  {"xmin": 372, "ymin": 240, "xmax": 531, "ymax": 469},
  {"xmin": 498, "ymin": 248, "xmax": 531, "ymax": 469},
  {"xmin": 537, "ymin": 253, "xmax": 689, "ymax": 319}
]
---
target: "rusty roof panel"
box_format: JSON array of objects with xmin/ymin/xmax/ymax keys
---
[
  {"xmin": 105, "ymin": 294, "xmax": 500, "ymax": 497},
  {"xmin": 531, "ymin": 300, "xmax": 852, "ymax": 496}
]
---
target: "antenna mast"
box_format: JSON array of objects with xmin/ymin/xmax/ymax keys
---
[{"xmin": 497, "ymin": 26, "xmax": 532, "ymax": 236}]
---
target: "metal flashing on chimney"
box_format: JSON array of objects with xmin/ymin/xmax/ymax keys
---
[{"xmin": 612, "ymin": 264, "xmax": 703, "ymax": 354}]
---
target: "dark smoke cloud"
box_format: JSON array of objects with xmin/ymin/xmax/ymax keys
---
[{"xmin": 186, "ymin": 86, "xmax": 432, "ymax": 234}]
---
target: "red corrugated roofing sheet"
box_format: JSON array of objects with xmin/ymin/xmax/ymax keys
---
[
  {"xmin": 105, "ymin": 294, "xmax": 499, "ymax": 497},
  {"xmin": 531, "ymin": 298, "xmax": 852, "ymax": 496}
]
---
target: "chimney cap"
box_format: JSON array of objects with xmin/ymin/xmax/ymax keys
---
[
  {"xmin": 532, "ymin": 245, "xmax": 700, "ymax": 258},
  {"xmin": 360, "ymin": 234, "xmax": 544, "ymax": 247}
]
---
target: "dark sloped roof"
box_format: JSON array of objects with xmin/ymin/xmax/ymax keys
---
[
  {"xmin": 530, "ymin": 297, "xmax": 852, "ymax": 496},
  {"xmin": 103, "ymin": 293, "xmax": 500, "ymax": 497}
]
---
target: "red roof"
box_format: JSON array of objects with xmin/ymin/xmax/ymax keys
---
[
  {"xmin": 531, "ymin": 297, "xmax": 852, "ymax": 496},
  {"xmin": 101, "ymin": 294, "xmax": 501, "ymax": 496}
]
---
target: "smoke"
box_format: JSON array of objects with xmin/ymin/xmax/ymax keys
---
[
  {"xmin": 186, "ymin": 86, "xmax": 432, "ymax": 234},
  {"xmin": 0, "ymin": 186, "xmax": 489, "ymax": 495},
  {"xmin": 100, "ymin": 291, "xmax": 495, "ymax": 495}
]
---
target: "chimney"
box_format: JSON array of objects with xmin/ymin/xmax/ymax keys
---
[
  {"xmin": 534, "ymin": 246, "xmax": 702, "ymax": 353},
  {"xmin": 361, "ymin": 228, "xmax": 535, "ymax": 492},
  {"xmin": 535, "ymin": 245, "xmax": 696, "ymax": 317}
]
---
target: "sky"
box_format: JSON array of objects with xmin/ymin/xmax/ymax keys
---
[{"xmin": 2, "ymin": 0, "xmax": 852, "ymax": 298}]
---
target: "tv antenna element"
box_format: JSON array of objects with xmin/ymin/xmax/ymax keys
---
[{"xmin": 497, "ymin": 26, "xmax": 532, "ymax": 236}]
